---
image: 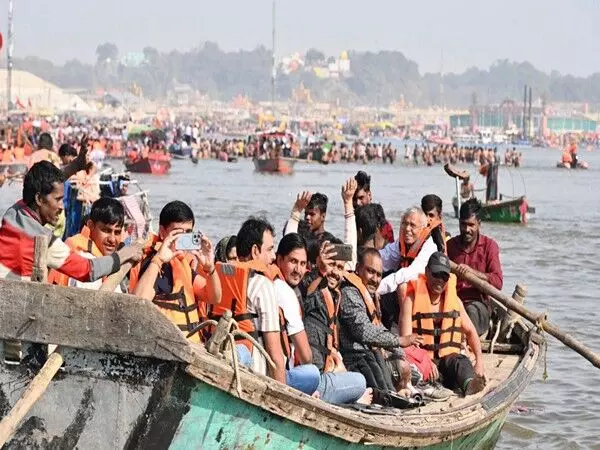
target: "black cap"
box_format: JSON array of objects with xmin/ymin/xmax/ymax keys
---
[{"xmin": 427, "ymin": 252, "xmax": 451, "ymax": 275}]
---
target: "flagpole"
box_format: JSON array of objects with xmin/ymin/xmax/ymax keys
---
[{"xmin": 6, "ymin": 0, "xmax": 14, "ymax": 112}]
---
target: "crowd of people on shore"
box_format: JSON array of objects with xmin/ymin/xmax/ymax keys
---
[{"xmin": 0, "ymin": 131, "xmax": 505, "ymax": 410}]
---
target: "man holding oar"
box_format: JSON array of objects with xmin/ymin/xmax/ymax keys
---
[{"xmin": 447, "ymin": 199, "xmax": 503, "ymax": 337}]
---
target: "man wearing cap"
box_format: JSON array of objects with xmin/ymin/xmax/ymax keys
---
[{"xmin": 399, "ymin": 252, "xmax": 486, "ymax": 396}]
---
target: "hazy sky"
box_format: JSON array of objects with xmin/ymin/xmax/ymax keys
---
[{"xmin": 8, "ymin": 0, "xmax": 600, "ymax": 76}]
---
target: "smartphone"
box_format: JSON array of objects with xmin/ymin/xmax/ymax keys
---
[
  {"xmin": 331, "ymin": 243, "xmax": 353, "ymax": 262},
  {"xmin": 175, "ymin": 232, "xmax": 203, "ymax": 251}
]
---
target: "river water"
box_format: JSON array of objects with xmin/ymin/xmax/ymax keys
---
[{"xmin": 2, "ymin": 146, "xmax": 599, "ymax": 448}]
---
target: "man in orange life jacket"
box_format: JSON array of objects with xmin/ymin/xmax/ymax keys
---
[
  {"xmin": 0, "ymin": 161, "xmax": 141, "ymax": 281},
  {"xmin": 400, "ymin": 252, "xmax": 486, "ymax": 396},
  {"xmin": 421, "ymin": 194, "xmax": 450, "ymax": 244},
  {"xmin": 133, "ymin": 201, "xmax": 221, "ymax": 344},
  {"xmin": 48, "ymin": 197, "xmax": 128, "ymax": 292},
  {"xmin": 339, "ymin": 247, "xmax": 420, "ymax": 393},
  {"xmin": 222, "ymin": 217, "xmax": 286, "ymax": 383},
  {"xmin": 377, "ymin": 207, "xmax": 438, "ymax": 295}
]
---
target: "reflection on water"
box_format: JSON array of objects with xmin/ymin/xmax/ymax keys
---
[{"xmin": 2, "ymin": 146, "xmax": 599, "ymax": 448}]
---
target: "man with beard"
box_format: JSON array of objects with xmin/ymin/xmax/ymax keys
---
[
  {"xmin": 0, "ymin": 161, "xmax": 141, "ymax": 281},
  {"xmin": 446, "ymin": 199, "xmax": 502, "ymax": 337},
  {"xmin": 276, "ymin": 233, "xmax": 379, "ymax": 403},
  {"xmin": 339, "ymin": 247, "xmax": 419, "ymax": 394}
]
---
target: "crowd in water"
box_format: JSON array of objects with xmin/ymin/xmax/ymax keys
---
[
  {"xmin": 1, "ymin": 128, "xmax": 506, "ymax": 410},
  {"xmin": 401, "ymin": 144, "xmax": 523, "ymax": 167}
]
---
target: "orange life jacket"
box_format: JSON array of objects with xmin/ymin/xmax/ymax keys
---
[
  {"xmin": 320, "ymin": 287, "xmax": 341, "ymax": 373},
  {"xmin": 210, "ymin": 260, "xmax": 279, "ymax": 352},
  {"xmin": 399, "ymin": 218, "xmax": 442, "ymax": 268},
  {"xmin": 48, "ymin": 228, "xmax": 104, "ymax": 286},
  {"xmin": 129, "ymin": 233, "xmax": 204, "ymax": 343},
  {"xmin": 343, "ymin": 272, "xmax": 381, "ymax": 326},
  {"xmin": 408, "ymin": 273, "xmax": 463, "ymax": 360},
  {"xmin": 150, "ymin": 254, "xmax": 203, "ymax": 343}
]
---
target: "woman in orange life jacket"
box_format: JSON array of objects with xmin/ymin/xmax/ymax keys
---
[
  {"xmin": 399, "ymin": 252, "xmax": 486, "ymax": 396},
  {"xmin": 214, "ymin": 235, "xmax": 238, "ymax": 264},
  {"xmin": 133, "ymin": 201, "xmax": 221, "ymax": 345}
]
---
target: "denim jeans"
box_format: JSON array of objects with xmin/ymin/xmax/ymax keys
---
[
  {"xmin": 285, "ymin": 364, "xmax": 321, "ymax": 395},
  {"xmin": 317, "ymin": 371, "xmax": 367, "ymax": 404},
  {"xmin": 236, "ymin": 344, "xmax": 253, "ymax": 367}
]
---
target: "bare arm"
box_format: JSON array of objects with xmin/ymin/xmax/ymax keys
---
[
  {"xmin": 399, "ymin": 293, "xmax": 414, "ymax": 338},
  {"xmin": 290, "ymin": 331, "xmax": 313, "ymax": 365},
  {"xmin": 262, "ymin": 331, "xmax": 286, "ymax": 383},
  {"xmin": 133, "ymin": 259, "xmax": 160, "ymax": 300}
]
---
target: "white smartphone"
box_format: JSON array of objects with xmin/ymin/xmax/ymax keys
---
[{"xmin": 175, "ymin": 232, "xmax": 203, "ymax": 251}]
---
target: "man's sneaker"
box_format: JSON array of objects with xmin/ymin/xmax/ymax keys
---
[{"xmin": 421, "ymin": 383, "xmax": 455, "ymax": 402}]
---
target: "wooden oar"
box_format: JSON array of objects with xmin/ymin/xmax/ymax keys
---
[
  {"xmin": 0, "ymin": 236, "xmax": 65, "ymax": 447},
  {"xmin": 450, "ymin": 261, "xmax": 600, "ymax": 369}
]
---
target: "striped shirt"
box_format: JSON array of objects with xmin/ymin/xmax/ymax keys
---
[
  {"xmin": 0, "ymin": 200, "xmax": 117, "ymax": 281},
  {"xmin": 246, "ymin": 273, "xmax": 280, "ymax": 376}
]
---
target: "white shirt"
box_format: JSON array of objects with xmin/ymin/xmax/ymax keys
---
[
  {"xmin": 377, "ymin": 237, "xmax": 437, "ymax": 295},
  {"xmin": 247, "ymin": 274, "xmax": 280, "ymax": 376},
  {"xmin": 274, "ymin": 279, "xmax": 304, "ymax": 368}
]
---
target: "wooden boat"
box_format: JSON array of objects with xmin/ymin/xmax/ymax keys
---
[
  {"xmin": 253, "ymin": 157, "xmax": 296, "ymax": 174},
  {"xmin": 452, "ymin": 196, "xmax": 534, "ymax": 224},
  {"xmin": 0, "ymin": 280, "xmax": 543, "ymax": 449},
  {"xmin": 125, "ymin": 154, "xmax": 171, "ymax": 175}
]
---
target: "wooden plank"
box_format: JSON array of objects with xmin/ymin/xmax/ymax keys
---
[{"xmin": 0, "ymin": 280, "xmax": 192, "ymax": 363}]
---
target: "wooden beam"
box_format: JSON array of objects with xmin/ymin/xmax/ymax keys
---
[{"xmin": 0, "ymin": 280, "xmax": 192, "ymax": 363}]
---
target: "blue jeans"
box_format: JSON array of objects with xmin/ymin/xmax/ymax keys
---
[
  {"xmin": 236, "ymin": 344, "xmax": 253, "ymax": 367},
  {"xmin": 286, "ymin": 364, "xmax": 321, "ymax": 395},
  {"xmin": 317, "ymin": 371, "xmax": 367, "ymax": 404}
]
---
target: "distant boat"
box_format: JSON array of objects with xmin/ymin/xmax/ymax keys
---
[
  {"xmin": 556, "ymin": 161, "xmax": 589, "ymax": 170},
  {"xmin": 125, "ymin": 154, "xmax": 171, "ymax": 175},
  {"xmin": 253, "ymin": 157, "xmax": 296, "ymax": 174},
  {"xmin": 452, "ymin": 196, "xmax": 534, "ymax": 224}
]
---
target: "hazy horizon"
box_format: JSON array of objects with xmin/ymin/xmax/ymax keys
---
[{"xmin": 7, "ymin": 0, "xmax": 600, "ymax": 77}]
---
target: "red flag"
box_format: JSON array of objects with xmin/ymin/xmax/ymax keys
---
[
  {"xmin": 15, "ymin": 97, "xmax": 25, "ymax": 110},
  {"xmin": 27, "ymin": 98, "xmax": 32, "ymax": 108}
]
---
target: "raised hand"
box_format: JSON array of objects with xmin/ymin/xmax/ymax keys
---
[
  {"xmin": 316, "ymin": 240, "xmax": 337, "ymax": 276},
  {"xmin": 293, "ymin": 191, "xmax": 312, "ymax": 213},
  {"xmin": 192, "ymin": 235, "xmax": 215, "ymax": 273},
  {"xmin": 341, "ymin": 177, "xmax": 358, "ymax": 205}
]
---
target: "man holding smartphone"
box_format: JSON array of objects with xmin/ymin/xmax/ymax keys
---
[{"xmin": 132, "ymin": 201, "xmax": 221, "ymax": 344}]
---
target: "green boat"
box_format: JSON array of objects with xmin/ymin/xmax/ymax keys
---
[
  {"xmin": 444, "ymin": 164, "xmax": 535, "ymax": 224},
  {"xmin": 452, "ymin": 196, "xmax": 534, "ymax": 224},
  {"xmin": 0, "ymin": 280, "xmax": 543, "ymax": 449}
]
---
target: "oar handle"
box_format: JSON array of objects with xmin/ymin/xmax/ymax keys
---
[{"xmin": 450, "ymin": 261, "xmax": 600, "ymax": 370}]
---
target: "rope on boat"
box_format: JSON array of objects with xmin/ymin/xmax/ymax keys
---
[
  {"xmin": 489, "ymin": 319, "xmax": 502, "ymax": 355},
  {"xmin": 535, "ymin": 314, "xmax": 549, "ymax": 381}
]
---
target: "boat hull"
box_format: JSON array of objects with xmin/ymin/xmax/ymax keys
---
[
  {"xmin": 125, "ymin": 157, "xmax": 171, "ymax": 174},
  {"xmin": 453, "ymin": 196, "xmax": 532, "ymax": 224},
  {"xmin": 254, "ymin": 157, "xmax": 296, "ymax": 174}
]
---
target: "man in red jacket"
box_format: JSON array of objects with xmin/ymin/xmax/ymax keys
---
[{"xmin": 0, "ymin": 161, "xmax": 140, "ymax": 281}]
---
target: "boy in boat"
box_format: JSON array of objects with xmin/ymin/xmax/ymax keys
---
[
  {"xmin": 304, "ymin": 193, "xmax": 328, "ymax": 238},
  {"xmin": 0, "ymin": 161, "xmax": 141, "ymax": 282},
  {"xmin": 48, "ymin": 197, "xmax": 128, "ymax": 292},
  {"xmin": 399, "ymin": 252, "xmax": 486, "ymax": 396},
  {"xmin": 132, "ymin": 201, "xmax": 221, "ymax": 344},
  {"xmin": 446, "ymin": 199, "xmax": 503, "ymax": 337},
  {"xmin": 353, "ymin": 171, "xmax": 394, "ymax": 243}
]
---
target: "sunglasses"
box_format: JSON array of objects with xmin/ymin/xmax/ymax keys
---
[{"xmin": 431, "ymin": 271, "xmax": 450, "ymax": 282}]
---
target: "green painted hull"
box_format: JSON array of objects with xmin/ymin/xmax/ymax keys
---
[
  {"xmin": 453, "ymin": 197, "xmax": 532, "ymax": 224},
  {"xmin": 169, "ymin": 380, "xmax": 506, "ymax": 450}
]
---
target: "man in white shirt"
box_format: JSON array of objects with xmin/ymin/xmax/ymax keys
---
[
  {"xmin": 235, "ymin": 217, "xmax": 286, "ymax": 383},
  {"xmin": 274, "ymin": 233, "xmax": 320, "ymax": 394},
  {"xmin": 377, "ymin": 207, "xmax": 437, "ymax": 295}
]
